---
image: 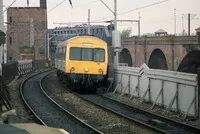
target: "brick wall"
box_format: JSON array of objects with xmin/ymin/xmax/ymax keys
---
[
  {"xmin": 7, "ymin": 7, "xmax": 47, "ymax": 61},
  {"xmin": 118, "ymin": 36, "xmax": 199, "ymax": 70}
]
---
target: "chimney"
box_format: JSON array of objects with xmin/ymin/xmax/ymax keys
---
[{"xmin": 40, "ymin": 0, "xmax": 47, "ymax": 8}]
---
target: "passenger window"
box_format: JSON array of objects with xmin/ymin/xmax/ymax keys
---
[
  {"xmin": 94, "ymin": 48, "xmax": 105, "ymax": 62},
  {"xmin": 70, "ymin": 48, "xmax": 81, "ymax": 60},
  {"xmin": 82, "ymin": 48, "xmax": 93, "ymax": 61}
]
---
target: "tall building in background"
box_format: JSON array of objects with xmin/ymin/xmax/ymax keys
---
[
  {"xmin": 6, "ymin": 0, "xmax": 47, "ymax": 61},
  {"xmin": 0, "ymin": 0, "xmax": 6, "ymax": 65},
  {"xmin": 0, "ymin": 0, "xmax": 4, "ymax": 31}
]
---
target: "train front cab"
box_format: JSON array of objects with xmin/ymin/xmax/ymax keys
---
[{"xmin": 66, "ymin": 36, "xmax": 108, "ymax": 92}]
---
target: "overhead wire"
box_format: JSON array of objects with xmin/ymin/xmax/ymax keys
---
[
  {"xmin": 48, "ymin": 0, "xmax": 99, "ymax": 13},
  {"xmin": 51, "ymin": 0, "xmax": 170, "ymax": 27},
  {"xmin": 48, "ymin": 0, "xmax": 67, "ymax": 13},
  {"xmin": 92, "ymin": 0, "xmax": 169, "ymax": 22},
  {"xmin": 142, "ymin": 16, "xmax": 181, "ymax": 25},
  {"xmin": 2, "ymin": 0, "xmax": 17, "ymax": 14},
  {"xmin": 119, "ymin": 0, "xmax": 169, "ymax": 16},
  {"xmin": 48, "ymin": 0, "xmax": 171, "ymax": 28},
  {"xmin": 73, "ymin": 0, "xmax": 98, "ymax": 9}
]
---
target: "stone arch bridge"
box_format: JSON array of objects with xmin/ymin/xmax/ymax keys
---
[{"xmin": 112, "ymin": 35, "xmax": 200, "ymax": 74}]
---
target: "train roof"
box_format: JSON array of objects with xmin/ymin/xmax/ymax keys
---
[{"xmin": 56, "ymin": 36, "xmax": 107, "ymax": 48}]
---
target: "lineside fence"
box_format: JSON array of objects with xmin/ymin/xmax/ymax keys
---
[
  {"xmin": 112, "ymin": 63, "xmax": 199, "ymax": 119},
  {"xmin": 0, "ymin": 59, "xmax": 47, "ymax": 112}
]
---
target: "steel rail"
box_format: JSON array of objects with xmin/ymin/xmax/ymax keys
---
[
  {"xmin": 21, "ymin": 70, "xmax": 103, "ymax": 134},
  {"xmin": 58, "ymin": 76, "xmax": 199, "ymax": 133},
  {"xmin": 40, "ymin": 71, "xmax": 103, "ymax": 134},
  {"xmin": 20, "ymin": 70, "xmax": 50, "ymax": 126},
  {"xmin": 54, "ymin": 69, "xmax": 199, "ymax": 133},
  {"xmin": 58, "ymin": 79, "xmax": 165, "ymax": 133},
  {"xmin": 98, "ymin": 93, "xmax": 200, "ymax": 134}
]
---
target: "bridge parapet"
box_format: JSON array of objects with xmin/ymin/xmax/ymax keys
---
[
  {"xmin": 121, "ymin": 36, "xmax": 199, "ymax": 46},
  {"xmin": 113, "ymin": 63, "xmax": 199, "ymax": 118}
]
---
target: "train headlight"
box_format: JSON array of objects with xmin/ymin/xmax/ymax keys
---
[
  {"xmin": 99, "ymin": 69, "xmax": 103, "ymax": 74},
  {"xmin": 84, "ymin": 68, "xmax": 89, "ymax": 72},
  {"xmin": 70, "ymin": 67, "xmax": 75, "ymax": 72}
]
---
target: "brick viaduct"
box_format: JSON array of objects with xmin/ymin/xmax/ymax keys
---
[{"xmin": 114, "ymin": 35, "xmax": 200, "ymax": 73}]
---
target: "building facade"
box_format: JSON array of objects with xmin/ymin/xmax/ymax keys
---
[{"xmin": 6, "ymin": 7, "xmax": 47, "ymax": 61}]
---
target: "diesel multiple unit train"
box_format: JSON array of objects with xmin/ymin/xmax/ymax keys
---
[{"xmin": 55, "ymin": 35, "xmax": 108, "ymax": 92}]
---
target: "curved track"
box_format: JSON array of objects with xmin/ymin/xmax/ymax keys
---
[
  {"xmin": 43, "ymin": 72, "xmax": 159, "ymax": 134},
  {"xmin": 56, "ymin": 71, "xmax": 200, "ymax": 134},
  {"xmin": 85, "ymin": 93, "xmax": 200, "ymax": 134},
  {"xmin": 20, "ymin": 70, "xmax": 102, "ymax": 134}
]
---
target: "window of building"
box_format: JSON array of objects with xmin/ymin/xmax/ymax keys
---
[
  {"xmin": 9, "ymin": 37, "xmax": 12, "ymax": 45},
  {"xmin": 9, "ymin": 16, "xmax": 12, "ymax": 23}
]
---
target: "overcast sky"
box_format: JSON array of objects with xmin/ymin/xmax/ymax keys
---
[{"xmin": 3, "ymin": 0, "xmax": 200, "ymax": 35}]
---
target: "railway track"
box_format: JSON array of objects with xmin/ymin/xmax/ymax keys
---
[
  {"xmin": 37, "ymin": 71, "xmax": 200, "ymax": 134},
  {"xmin": 20, "ymin": 70, "xmax": 102, "ymax": 134},
  {"xmin": 42, "ymin": 72, "xmax": 159, "ymax": 134},
  {"xmin": 82, "ymin": 93, "xmax": 200, "ymax": 134},
  {"xmin": 53, "ymin": 72, "xmax": 200, "ymax": 134}
]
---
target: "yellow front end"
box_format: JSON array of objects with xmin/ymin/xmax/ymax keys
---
[
  {"xmin": 67, "ymin": 61, "xmax": 107, "ymax": 75},
  {"xmin": 65, "ymin": 36, "xmax": 108, "ymax": 75}
]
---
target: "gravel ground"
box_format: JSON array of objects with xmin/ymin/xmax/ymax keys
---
[
  {"xmin": 4, "ymin": 70, "xmax": 199, "ymax": 133},
  {"xmin": 103, "ymin": 92, "xmax": 200, "ymax": 129},
  {"xmin": 23, "ymin": 72, "xmax": 98, "ymax": 134},
  {"xmin": 43, "ymin": 72, "xmax": 160, "ymax": 134},
  {"xmin": 6, "ymin": 76, "xmax": 36, "ymax": 123}
]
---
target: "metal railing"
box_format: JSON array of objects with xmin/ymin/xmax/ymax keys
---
[
  {"xmin": 0, "ymin": 59, "xmax": 47, "ymax": 112},
  {"xmin": 113, "ymin": 64, "xmax": 199, "ymax": 118},
  {"xmin": 18, "ymin": 60, "xmax": 33, "ymax": 76},
  {"xmin": 0, "ymin": 76, "xmax": 12, "ymax": 111}
]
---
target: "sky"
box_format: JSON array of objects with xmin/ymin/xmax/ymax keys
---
[{"xmin": 3, "ymin": 0, "xmax": 200, "ymax": 35}]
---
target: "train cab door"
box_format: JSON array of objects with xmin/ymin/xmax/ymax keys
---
[{"xmin": 61, "ymin": 46, "xmax": 66, "ymax": 72}]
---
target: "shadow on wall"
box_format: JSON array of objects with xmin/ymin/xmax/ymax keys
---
[
  {"xmin": 119, "ymin": 48, "xmax": 133, "ymax": 66},
  {"xmin": 148, "ymin": 49, "xmax": 168, "ymax": 70},
  {"xmin": 177, "ymin": 50, "xmax": 200, "ymax": 74}
]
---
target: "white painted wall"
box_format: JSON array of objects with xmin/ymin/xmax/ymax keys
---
[{"xmin": 114, "ymin": 64, "xmax": 198, "ymax": 117}]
